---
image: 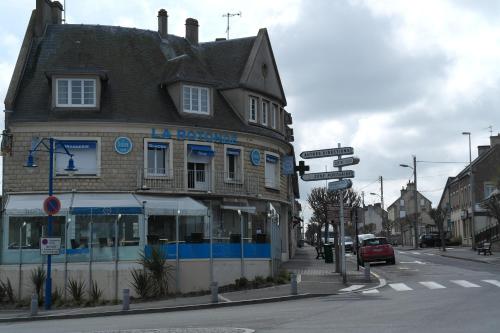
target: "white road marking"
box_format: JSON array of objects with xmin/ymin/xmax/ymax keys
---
[
  {"xmin": 398, "ymin": 267, "xmax": 410, "ymax": 270},
  {"xmin": 362, "ymin": 289, "xmax": 380, "ymax": 294},
  {"xmin": 399, "ymin": 260, "xmax": 426, "ymax": 264},
  {"xmin": 411, "ymin": 252, "xmax": 420, "ymax": 255},
  {"xmin": 340, "ymin": 284, "xmax": 365, "ymax": 292},
  {"xmin": 218, "ymin": 294, "xmax": 232, "ymax": 302},
  {"xmin": 419, "ymin": 281, "xmax": 446, "ymax": 289},
  {"xmin": 482, "ymin": 279, "xmax": 500, "ymax": 287},
  {"xmin": 424, "ymin": 253, "xmax": 435, "ymax": 256},
  {"xmin": 450, "ymin": 280, "xmax": 481, "ymax": 288},
  {"xmin": 389, "ymin": 283, "xmax": 413, "ymax": 291}
]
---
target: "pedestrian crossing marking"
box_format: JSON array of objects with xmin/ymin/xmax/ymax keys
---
[
  {"xmin": 450, "ymin": 280, "xmax": 481, "ymax": 288},
  {"xmin": 424, "ymin": 253, "xmax": 435, "ymax": 256},
  {"xmin": 362, "ymin": 289, "xmax": 380, "ymax": 294},
  {"xmin": 411, "ymin": 252, "xmax": 420, "ymax": 255},
  {"xmin": 482, "ymin": 280, "xmax": 500, "ymax": 287},
  {"xmin": 340, "ymin": 284, "xmax": 365, "ymax": 292},
  {"xmin": 389, "ymin": 283, "xmax": 413, "ymax": 291},
  {"xmin": 419, "ymin": 281, "xmax": 446, "ymax": 289}
]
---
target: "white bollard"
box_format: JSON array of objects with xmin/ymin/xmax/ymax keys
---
[
  {"xmin": 291, "ymin": 273, "xmax": 298, "ymax": 295},
  {"xmin": 30, "ymin": 293, "xmax": 38, "ymax": 316},
  {"xmin": 211, "ymin": 282, "xmax": 218, "ymax": 303},
  {"xmin": 122, "ymin": 289, "xmax": 130, "ymax": 311},
  {"xmin": 364, "ymin": 262, "xmax": 371, "ymax": 282}
]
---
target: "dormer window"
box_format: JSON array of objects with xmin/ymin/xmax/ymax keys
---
[
  {"xmin": 262, "ymin": 100, "xmax": 269, "ymax": 126},
  {"xmin": 183, "ymin": 85, "xmax": 210, "ymax": 115},
  {"xmin": 56, "ymin": 78, "xmax": 97, "ymax": 107}
]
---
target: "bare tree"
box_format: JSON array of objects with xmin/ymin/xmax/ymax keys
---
[
  {"xmin": 429, "ymin": 207, "xmax": 446, "ymax": 252},
  {"xmin": 481, "ymin": 192, "xmax": 500, "ymax": 224}
]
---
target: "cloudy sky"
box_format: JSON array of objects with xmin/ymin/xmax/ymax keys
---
[{"xmin": 1, "ymin": 0, "xmax": 500, "ymax": 222}]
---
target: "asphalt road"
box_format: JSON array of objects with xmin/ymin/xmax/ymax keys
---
[{"xmin": 2, "ymin": 249, "xmax": 500, "ymax": 333}]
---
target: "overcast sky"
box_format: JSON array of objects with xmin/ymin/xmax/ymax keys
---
[{"xmin": 1, "ymin": 0, "xmax": 500, "ymax": 223}]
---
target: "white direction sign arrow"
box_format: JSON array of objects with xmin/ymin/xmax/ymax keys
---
[
  {"xmin": 301, "ymin": 170, "xmax": 355, "ymax": 181},
  {"xmin": 300, "ymin": 147, "xmax": 354, "ymax": 159},
  {"xmin": 333, "ymin": 157, "xmax": 360, "ymax": 168},
  {"xmin": 328, "ymin": 179, "xmax": 353, "ymax": 192}
]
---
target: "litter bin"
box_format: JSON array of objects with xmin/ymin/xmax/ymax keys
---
[{"xmin": 324, "ymin": 244, "xmax": 333, "ymax": 263}]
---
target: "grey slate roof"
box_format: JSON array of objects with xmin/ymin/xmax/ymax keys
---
[{"xmin": 9, "ymin": 24, "xmax": 285, "ymax": 141}]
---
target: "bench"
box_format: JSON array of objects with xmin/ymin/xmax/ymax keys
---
[
  {"xmin": 315, "ymin": 245, "xmax": 325, "ymax": 259},
  {"xmin": 477, "ymin": 242, "xmax": 492, "ymax": 256}
]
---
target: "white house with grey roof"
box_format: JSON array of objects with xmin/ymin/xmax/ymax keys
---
[{"xmin": 1, "ymin": 0, "xmax": 300, "ymax": 299}]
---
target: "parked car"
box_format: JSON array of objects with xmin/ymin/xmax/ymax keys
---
[
  {"xmin": 344, "ymin": 236, "xmax": 354, "ymax": 253},
  {"xmin": 353, "ymin": 233, "xmax": 376, "ymax": 253},
  {"xmin": 419, "ymin": 232, "xmax": 451, "ymax": 248},
  {"xmin": 357, "ymin": 237, "xmax": 396, "ymax": 265}
]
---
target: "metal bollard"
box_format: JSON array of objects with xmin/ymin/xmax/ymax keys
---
[
  {"xmin": 211, "ymin": 282, "xmax": 218, "ymax": 303},
  {"xmin": 364, "ymin": 262, "xmax": 371, "ymax": 282},
  {"xmin": 122, "ymin": 289, "xmax": 130, "ymax": 311},
  {"xmin": 30, "ymin": 293, "xmax": 38, "ymax": 316},
  {"xmin": 291, "ymin": 273, "xmax": 298, "ymax": 295}
]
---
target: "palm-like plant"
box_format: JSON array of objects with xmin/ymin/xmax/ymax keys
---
[
  {"xmin": 30, "ymin": 266, "xmax": 46, "ymax": 304},
  {"xmin": 130, "ymin": 269, "xmax": 152, "ymax": 299},
  {"xmin": 138, "ymin": 247, "xmax": 173, "ymax": 297},
  {"xmin": 67, "ymin": 278, "xmax": 86, "ymax": 304}
]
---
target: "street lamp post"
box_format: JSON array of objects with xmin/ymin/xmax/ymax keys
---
[
  {"xmin": 18, "ymin": 221, "xmax": 27, "ymax": 300},
  {"xmin": 462, "ymin": 132, "xmax": 475, "ymax": 249},
  {"xmin": 400, "ymin": 156, "xmax": 419, "ymax": 249},
  {"xmin": 24, "ymin": 138, "xmax": 77, "ymax": 310}
]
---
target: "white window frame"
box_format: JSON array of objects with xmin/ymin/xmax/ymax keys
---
[
  {"xmin": 261, "ymin": 100, "xmax": 269, "ymax": 126},
  {"xmin": 249, "ymin": 96, "xmax": 258, "ymax": 123},
  {"xmin": 271, "ymin": 104, "xmax": 278, "ymax": 129},
  {"xmin": 55, "ymin": 78, "xmax": 97, "ymax": 107},
  {"xmin": 183, "ymin": 85, "xmax": 210, "ymax": 115},
  {"xmin": 264, "ymin": 151, "xmax": 280, "ymax": 190},
  {"xmin": 184, "ymin": 141, "xmax": 215, "ymax": 191},
  {"xmin": 484, "ymin": 183, "xmax": 496, "ymax": 199},
  {"xmin": 144, "ymin": 138, "xmax": 173, "ymax": 178},
  {"xmin": 224, "ymin": 145, "xmax": 244, "ymax": 183},
  {"xmin": 53, "ymin": 137, "xmax": 101, "ymax": 177}
]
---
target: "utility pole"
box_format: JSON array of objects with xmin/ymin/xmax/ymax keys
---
[
  {"xmin": 413, "ymin": 156, "xmax": 419, "ymax": 249},
  {"xmin": 380, "ymin": 176, "xmax": 387, "ymax": 235},
  {"xmin": 222, "ymin": 12, "xmax": 241, "ymax": 40}
]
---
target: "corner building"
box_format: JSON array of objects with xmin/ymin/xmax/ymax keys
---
[{"xmin": 1, "ymin": 1, "xmax": 300, "ymax": 299}]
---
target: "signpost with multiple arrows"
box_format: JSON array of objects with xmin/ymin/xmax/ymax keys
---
[{"xmin": 298, "ymin": 144, "xmax": 360, "ymax": 284}]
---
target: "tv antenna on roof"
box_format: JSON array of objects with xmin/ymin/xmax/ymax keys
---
[
  {"xmin": 222, "ymin": 11, "xmax": 242, "ymax": 40},
  {"xmin": 62, "ymin": 0, "xmax": 67, "ymax": 24},
  {"xmin": 485, "ymin": 125, "xmax": 493, "ymax": 136}
]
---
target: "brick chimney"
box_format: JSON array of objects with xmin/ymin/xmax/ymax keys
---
[
  {"xmin": 35, "ymin": 0, "xmax": 63, "ymax": 37},
  {"xmin": 185, "ymin": 18, "xmax": 199, "ymax": 45},
  {"xmin": 478, "ymin": 145, "xmax": 490, "ymax": 156},
  {"xmin": 490, "ymin": 134, "xmax": 500, "ymax": 147},
  {"xmin": 158, "ymin": 9, "xmax": 168, "ymax": 38}
]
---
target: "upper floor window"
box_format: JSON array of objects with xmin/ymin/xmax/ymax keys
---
[
  {"xmin": 183, "ymin": 85, "xmax": 209, "ymax": 114},
  {"xmin": 225, "ymin": 145, "xmax": 244, "ymax": 183},
  {"xmin": 56, "ymin": 79, "xmax": 96, "ymax": 107},
  {"xmin": 265, "ymin": 152, "xmax": 280, "ymax": 189},
  {"xmin": 271, "ymin": 104, "xmax": 278, "ymax": 129},
  {"xmin": 400, "ymin": 199, "xmax": 405, "ymax": 206},
  {"xmin": 249, "ymin": 96, "xmax": 258, "ymax": 123},
  {"xmin": 55, "ymin": 139, "xmax": 100, "ymax": 176},
  {"xmin": 262, "ymin": 101, "xmax": 269, "ymax": 126},
  {"xmin": 485, "ymin": 183, "xmax": 496, "ymax": 199},
  {"xmin": 144, "ymin": 139, "xmax": 172, "ymax": 177}
]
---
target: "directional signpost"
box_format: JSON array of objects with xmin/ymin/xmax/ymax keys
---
[{"xmin": 298, "ymin": 144, "xmax": 360, "ymax": 284}]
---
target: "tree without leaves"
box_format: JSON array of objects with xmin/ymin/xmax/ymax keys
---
[
  {"xmin": 429, "ymin": 207, "xmax": 446, "ymax": 252},
  {"xmin": 481, "ymin": 192, "xmax": 500, "ymax": 224}
]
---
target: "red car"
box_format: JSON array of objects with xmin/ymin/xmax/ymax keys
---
[{"xmin": 357, "ymin": 237, "xmax": 396, "ymax": 265}]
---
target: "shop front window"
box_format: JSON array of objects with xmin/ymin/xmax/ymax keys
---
[{"xmin": 8, "ymin": 216, "xmax": 65, "ymax": 249}]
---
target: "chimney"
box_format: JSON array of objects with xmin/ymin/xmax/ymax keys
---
[
  {"xmin": 158, "ymin": 9, "xmax": 168, "ymax": 38},
  {"xmin": 185, "ymin": 18, "xmax": 199, "ymax": 45},
  {"xmin": 35, "ymin": 0, "xmax": 63, "ymax": 37},
  {"xmin": 478, "ymin": 145, "xmax": 490, "ymax": 156},
  {"xmin": 490, "ymin": 133, "xmax": 500, "ymax": 147}
]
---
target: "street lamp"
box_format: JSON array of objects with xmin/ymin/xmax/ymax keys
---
[
  {"xmin": 24, "ymin": 138, "xmax": 77, "ymax": 310},
  {"xmin": 18, "ymin": 221, "xmax": 27, "ymax": 300},
  {"xmin": 400, "ymin": 156, "xmax": 419, "ymax": 249},
  {"xmin": 462, "ymin": 131, "xmax": 475, "ymax": 248}
]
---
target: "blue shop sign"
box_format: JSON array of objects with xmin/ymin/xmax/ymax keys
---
[
  {"xmin": 151, "ymin": 128, "xmax": 237, "ymax": 145},
  {"xmin": 114, "ymin": 136, "xmax": 133, "ymax": 154},
  {"xmin": 250, "ymin": 149, "xmax": 261, "ymax": 166}
]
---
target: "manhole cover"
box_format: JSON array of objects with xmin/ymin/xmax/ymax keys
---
[{"xmin": 81, "ymin": 329, "xmax": 254, "ymax": 333}]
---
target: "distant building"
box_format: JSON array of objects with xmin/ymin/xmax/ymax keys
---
[
  {"xmin": 438, "ymin": 135, "xmax": 500, "ymax": 247},
  {"xmin": 363, "ymin": 203, "xmax": 387, "ymax": 235},
  {"xmin": 387, "ymin": 182, "xmax": 434, "ymax": 246}
]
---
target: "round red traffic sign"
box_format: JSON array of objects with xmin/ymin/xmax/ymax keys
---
[{"xmin": 43, "ymin": 195, "xmax": 61, "ymax": 215}]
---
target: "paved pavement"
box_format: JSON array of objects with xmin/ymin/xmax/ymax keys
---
[
  {"xmin": 0, "ymin": 244, "xmax": 378, "ymax": 323},
  {"xmin": 396, "ymin": 245, "xmax": 500, "ymax": 264}
]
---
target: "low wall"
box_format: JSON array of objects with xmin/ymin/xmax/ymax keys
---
[{"xmin": 0, "ymin": 259, "xmax": 271, "ymax": 301}]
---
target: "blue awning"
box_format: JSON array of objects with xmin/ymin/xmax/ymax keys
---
[
  {"xmin": 148, "ymin": 142, "xmax": 168, "ymax": 149},
  {"xmin": 58, "ymin": 140, "xmax": 97, "ymax": 149},
  {"xmin": 70, "ymin": 193, "xmax": 143, "ymax": 215},
  {"xmin": 226, "ymin": 148, "xmax": 240, "ymax": 156},
  {"xmin": 266, "ymin": 154, "xmax": 279, "ymax": 163},
  {"xmin": 188, "ymin": 144, "xmax": 214, "ymax": 157}
]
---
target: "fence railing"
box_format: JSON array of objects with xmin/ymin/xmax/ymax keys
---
[
  {"xmin": 475, "ymin": 222, "xmax": 500, "ymax": 244},
  {"xmin": 137, "ymin": 168, "xmax": 261, "ymax": 196}
]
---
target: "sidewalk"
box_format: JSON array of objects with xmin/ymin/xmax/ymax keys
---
[
  {"xmin": 396, "ymin": 245, "xmax": 500, "ymax": 265},
  {"xmin": 0, "ymin": 244, "xmax": 379, "ymax": 323}
]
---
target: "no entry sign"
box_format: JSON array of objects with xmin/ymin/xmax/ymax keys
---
[{"xmin": 43, "ymin": 195, "xmax": 61, "ymax": 215}]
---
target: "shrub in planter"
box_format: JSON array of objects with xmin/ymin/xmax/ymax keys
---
[
  {"xmin": 30, "ymin": 267, "xmax": 46, "ymax": 304},
  {"xmin": 67, "ymin": 278, "xmax": 86, "ymax": 304},
  {"xmin": 89, "ymin": 280, "xmax": 103, "ymax": 304},
  {"xmin": 130, "ymin": 269, "xmax": 152, "ymax": 299}
]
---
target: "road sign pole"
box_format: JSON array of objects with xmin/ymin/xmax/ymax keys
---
[
  {"xmin": 45, "ymin": 138, "xmax": 54, "ymax": 310},
  {"xmin": 337, "ymin": 143, "xmax": 347, "ymax": 284}
]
